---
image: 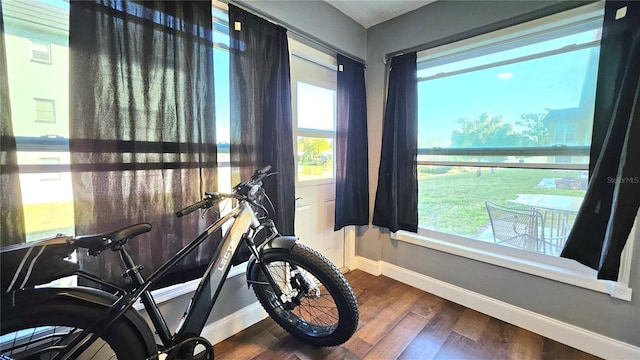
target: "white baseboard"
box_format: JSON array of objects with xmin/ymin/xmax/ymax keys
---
[
  {"xmin": 355, "ymin": 256, "xmax": 640, "ymax": 360},
  {"xmin": 201, "ymin": 300, "xmax": 269, "ymax": 345}
]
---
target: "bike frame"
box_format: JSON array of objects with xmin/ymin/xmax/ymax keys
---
[{"xmin": 62, "ymin": 199, "xmax": 282, "ymax": 359}]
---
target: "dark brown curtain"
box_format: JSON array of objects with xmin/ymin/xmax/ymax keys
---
[
  {"xmin": 69, "ymin": 0, "xmax": 218, "ymax": 288},
  {"xmin": 561, "ymin": 0, "xmax": 640, "ymax": 280},
  {"xmin": 335, "ymin": 54, "xmax": 369, "ymax": 231},
  {"xmin": 372, "ymin": 52, "xmax": 418, "ymax": 233},
  {"xmin": 0, "ymin": 0, "xmax": 26, "ymax": 247},
  {"xmin": 228, "ymin": 4, "xmax": 295, "ymax": 242}
]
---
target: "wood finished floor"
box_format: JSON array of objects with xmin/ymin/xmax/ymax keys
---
[{"xmin": 215, "ymin": 270, "xmax": 601, "ymax": 360}]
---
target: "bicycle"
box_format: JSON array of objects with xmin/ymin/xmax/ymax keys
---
[{"xmin": 0, "ymin": 166, "xmax": 359, "ymax": 359}]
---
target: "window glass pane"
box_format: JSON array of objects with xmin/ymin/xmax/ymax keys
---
[
  {"xmin": 297, "ymin": 81, "xmax": 335, "ymax": 131},
  {"xmin": 34, "ymin": 98, "xmax": 56, "ymax": 123},
  {"xmin": 214, "ymin": 45, "xmax": 231, "ymax": 191},
  {"xmin": 15, "ymin": 151, "xmax": 73, "ymax": 241},
  {"xmin": 417, "ymin": 11, "xmax": 601, "ymax": 257},
  {"xmin": 30, "ymin": 39, "xmax": 51, "ymax": 63},
  {"xmin": 419, "ymin": 166, "xmax": 586, "ymax": 256},
  {"xmin": 297, "ymin": 137, "xmax": 334, "ymax": 181},
  {"xmin": 5, "ymin": 1, "xmax": 232, "ymax": 242},
  {"xmin": 418, "ymin": 26, "xmax": 601, "ymax": 78},
  {"xmin": 3, "ymin": 0, "xmax": 72, "ymax": 240},
  {"xmin": 418, "ymin": 46, "xmax": 599, "ymax": 154}
]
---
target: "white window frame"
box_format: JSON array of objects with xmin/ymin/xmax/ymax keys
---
[
  {"xmin": 404, "ymin": 1, "xmax": 634, "ymax": 301},
  {"xmin": 29, "ymin": 39, "xmax": 52, "ymax": 64},
  {"xmin": 289, "ymin": 39, "xmax": 338, "ymax": 186},
  {"xmin": 34, "ymin": 98, "xmax": 56, "ymax": 123}
]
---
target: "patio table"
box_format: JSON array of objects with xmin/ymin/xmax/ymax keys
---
[{"xmin": 508, "ymin": 194, "xmax": 584, "ymax": 255}]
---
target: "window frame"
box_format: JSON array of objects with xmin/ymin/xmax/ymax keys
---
[
  {"xmin": 405, "ymin": 1, "xmax": 634, "ymax": 300},
  {"xmin": 34, "ymin": 98, "xmax": 57, "ymax": 123},
  {"xmin": 29, "ymin": 39, "xmax": 52, "ymax": 64},
  {"xmin": 289, "ymin": 40, "xmax": 338, "ymax": 186}
]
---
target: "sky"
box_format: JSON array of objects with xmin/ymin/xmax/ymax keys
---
[
  {"xmin": 214, "ymin": 47, "xmax": 231, "ymax": 143},
  {"xmin": 417, "ymin": 30, "xmax": 600, "ymax": 148}
]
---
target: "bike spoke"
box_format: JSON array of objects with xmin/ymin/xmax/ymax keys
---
[
  {"xmin": 1, "ymin": 326, "xmax": 117, "ymax": 360},
  {"xmin": 260, "ymin": 260, "xmax": 341, "ymax": 336}
]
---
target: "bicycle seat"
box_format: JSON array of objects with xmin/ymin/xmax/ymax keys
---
[
  {"xmin": 74, "ymin": 223, "xmax": 152, "ymax": 256},
  {"xmin": 1, "ymin": 235, "xmax": 77, "ymax": 293}
]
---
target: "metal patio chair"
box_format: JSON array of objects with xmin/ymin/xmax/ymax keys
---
[{"xmin": 485, "ymin": 201, "xmax": 545, "ymax": 254}]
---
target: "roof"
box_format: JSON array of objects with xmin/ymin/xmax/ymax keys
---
[{"xmin": 542, "ymin": 107, "xmax": 583, "ymax": 124}]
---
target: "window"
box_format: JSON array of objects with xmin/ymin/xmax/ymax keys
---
[
  {"xmin": 296, "ymin": 82, "xmax": 336, "ymax": 182},
  {"xmin": 416, "ymin": 4, "xmax": 603, "ymax": 257},
  {"xmin": 3, "ymin": 0, "xmax": 72, "ymax": 241},
  {"xmin": 3, "ymin": 1, "xmax": 233, "ymax": 243},
  {"xmin": 290, "ymin": 53, "xmax": 337, "ymax": 183},
  {"xmin": 212, "ymin": 5, "xmax": 231, "ymax": 192},
  {"xmin": 38, "ymin": 157, "xmax": 62, "ymax": 181},
  {"xmin": 34, "ymin": 98, "xmax": 56, "ymax": 123},
  {"xmin": 30, "ymin": 39, "xmax": 51, "ymax": 64},
  {"xmin": 404, "ymin": 2, "xmax": 633, "ymax": 300}
]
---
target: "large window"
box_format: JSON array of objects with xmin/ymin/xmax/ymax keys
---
[
  {"xmin": 416, "ymin": 4, "xmax": 603, "ymax": 257},
  {"xmin": 2, "ymin": 0, "xmax": 232, "ymax": 243}
]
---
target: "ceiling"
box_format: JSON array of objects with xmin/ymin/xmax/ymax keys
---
[{"xmin": 324, "ymin": 0, "xmax": 436, "ymax": 28}]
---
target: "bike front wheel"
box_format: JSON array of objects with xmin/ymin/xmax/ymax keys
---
[
  {"xmin": 0, "ymin": 298, "xmax": 154, "ymax": 359},
  {"xmin": 251, "ymin": 243, "xmax": 359, "ymax": 347}
]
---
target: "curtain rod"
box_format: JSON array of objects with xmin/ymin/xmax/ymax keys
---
[{"xmin": 221, "ymin": 0, "xmax": 366, "ymax": 65}]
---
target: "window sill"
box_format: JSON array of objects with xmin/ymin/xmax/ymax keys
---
[{"xmin": 392, "ymin": 230, "xmax": 632, "ymax": 301}]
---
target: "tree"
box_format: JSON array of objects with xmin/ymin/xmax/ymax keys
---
[
  {"xmin": 450, "ymin": 113, "xmax": 521, "ymax": 147},
  {"xmin": 516, "ymin": 110, "xmax": 550, "ymax": 146},
  {"xmin": 449, "ymin": 111, "xmax": 553, "ymax": 176},
  {"xmin": 298, "ymin": 137, "xmax": 331, "ymax": 165},
  {"xmin": 450, "ymin": 111, "xmax": 551, "ymax": 148}
]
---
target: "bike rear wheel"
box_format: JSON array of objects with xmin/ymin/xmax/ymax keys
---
[
  {"xmin": 0, "ymin": 299, "xmax": 153, "ymax": 359},
  {"xmin": 251, "ymin": 243, "xmax": 358, "ymax": 347}
]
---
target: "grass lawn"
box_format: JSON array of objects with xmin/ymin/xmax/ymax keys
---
[
  {"xmin": 23, "ymin": 201, "xmax": 75, "ymax": 241},
  {"xmin": 298, "ymin": 163, "xmax": 333, "ymax": 181},
  {"xmin": 418, "ymin": 167, "xmax": 586, "ymax": 237}
]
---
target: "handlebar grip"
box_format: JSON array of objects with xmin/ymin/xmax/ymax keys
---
[
  {"xmin": 257, "ymin": 165, "xmax": 272, "ymax": 175},
  {"xmin": 176, "ymin": 199, "xmax": 209, "ymax": 218},
  {"xmin": 249, "ymin": 165, "xmax": 272, "ymax": 184}
]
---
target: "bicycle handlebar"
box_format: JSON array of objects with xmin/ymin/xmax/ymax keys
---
[
  {"xmin": 244, "ymin": 165, "xmax": 272, "ymax": 186},
  {"xmin": 255, "ymin": 165, "xmax": 272, "ymax": 178},
  {"xmin": 176, "ymin": 166, "xmax": 274, "ymax": 218},
  {"xmin": 176, "ymin": 198, "xmax": 212, "ymax": 218}
]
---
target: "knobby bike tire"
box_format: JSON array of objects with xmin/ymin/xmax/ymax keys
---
[
  {"xmin": 252, "ymin": 243, "xmax": 359, "ymax": 347},
  {"xmin": 0, "ymin": 299, "xmax": 154, "ymax": 359}
]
